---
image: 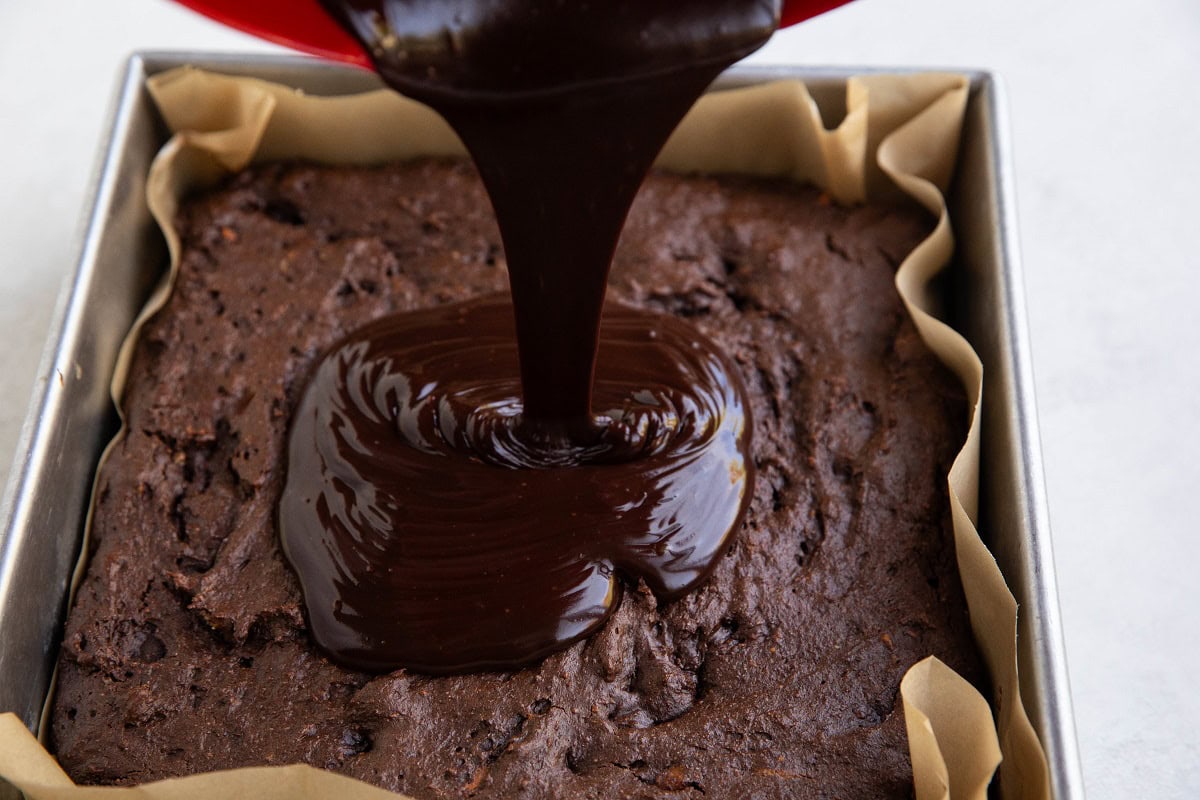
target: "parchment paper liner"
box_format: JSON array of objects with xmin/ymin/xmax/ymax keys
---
[{"xmin": 0, "ymin": 68, "xmax": 1050, "ymax": 800}]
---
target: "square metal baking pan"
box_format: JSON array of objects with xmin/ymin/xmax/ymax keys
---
[{"xmin": 0, "ymin": 52, "xmax": 1085, "ymax": 799}]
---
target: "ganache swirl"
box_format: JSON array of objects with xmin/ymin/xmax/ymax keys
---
[{"xmin": 280, "ymin": 298, "xmax": 751, "ymax": 673}]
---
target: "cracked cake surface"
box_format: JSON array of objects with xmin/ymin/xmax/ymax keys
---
[{"xmin": 51, "ymin": 159, "xmax": 982, "ymax": 798}]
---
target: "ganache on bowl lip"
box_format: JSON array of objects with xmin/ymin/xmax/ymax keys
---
[{"xmin": 0, "ymin": 52, "xmax": 1083, "ymax": 800}]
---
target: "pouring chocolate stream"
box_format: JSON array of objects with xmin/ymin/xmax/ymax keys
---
[{"xmin": 280, "ymin": 1, "xmax": 779, "ymax": 672}]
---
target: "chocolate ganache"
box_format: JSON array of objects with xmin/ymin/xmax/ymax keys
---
[{"xmin": 280, "ymin": 1, "xmax": 780, "ymax": 672}]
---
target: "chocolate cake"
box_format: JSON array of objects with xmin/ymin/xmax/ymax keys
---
[{"xmin": 50, "ymin": 159, "xmax": 983, "ymax": 798}]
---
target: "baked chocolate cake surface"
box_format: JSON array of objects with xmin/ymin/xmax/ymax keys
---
[{"xmin": 51, "ymin": 160, "xmax": 982, "ymax": 798}]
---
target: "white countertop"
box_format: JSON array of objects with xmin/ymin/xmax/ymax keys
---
[{"xmin": 2, "ymin": 1, "xmax": 1197, "ymax": 797}]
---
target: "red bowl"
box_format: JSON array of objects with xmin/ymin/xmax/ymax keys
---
[{"xmin": 173, "ymin": 0, "xmax": 854, "ymax": 70}]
